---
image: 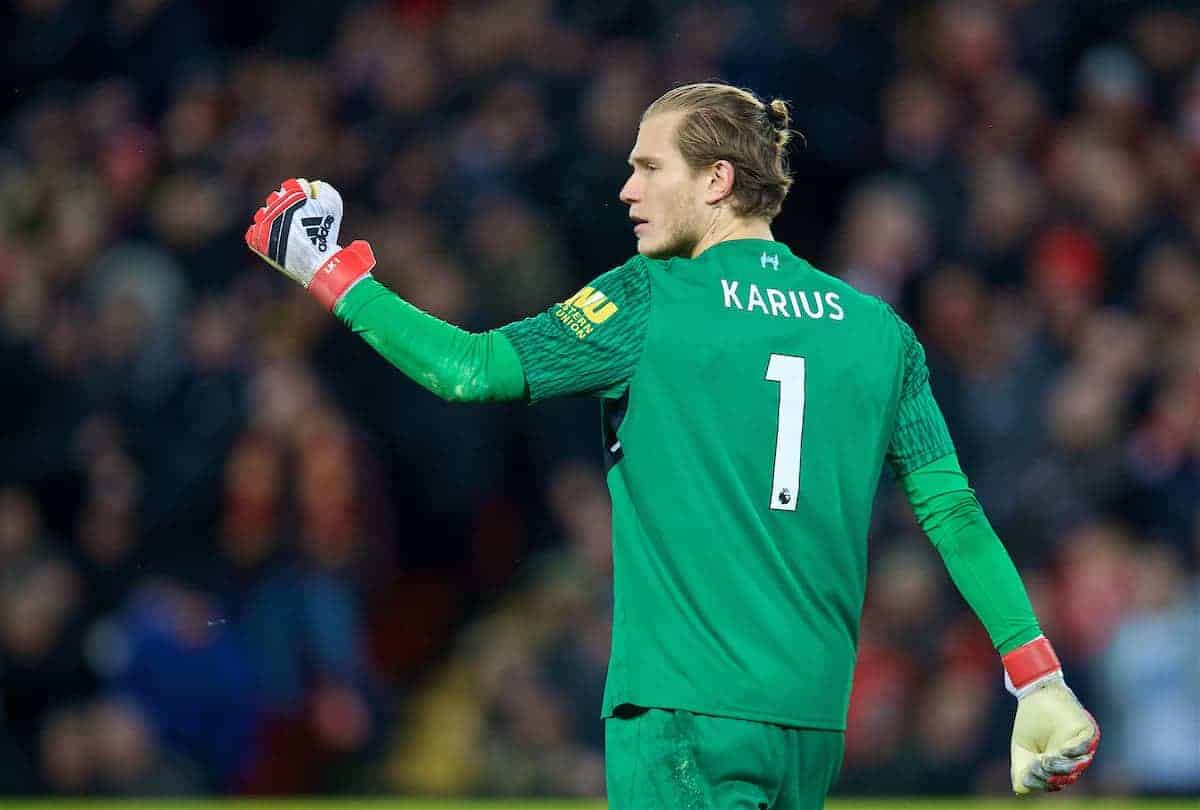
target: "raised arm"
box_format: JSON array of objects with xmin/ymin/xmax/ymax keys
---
[
  {"xmin": 244, "ymin": 178, "xmax": 526, "ymax": 403},
  {"xmin": 244, "ymin": 178, "xmax": 647, "ymax": 405}
]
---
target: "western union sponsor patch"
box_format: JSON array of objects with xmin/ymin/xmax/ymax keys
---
[{"xmin": 556, "ymin": 286, "xmax": 618, "ymax": 339}]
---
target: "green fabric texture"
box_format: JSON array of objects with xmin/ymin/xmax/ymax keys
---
[
  {"xmin": 900, "ymin": 453, "xmax": 1042, "ymax": 655},
  {"xmin": 334, "ymin": 277, "xmax": 527, "ymax": 403},
  {"xmin": 884, "ymin": 307, "xmax": 959, "ymax": 477},
  {"xmin": 604, "ymin": 708, "xmax": 843, "ymax": 810},
  {"xmin": 499, "ymin": 256, "xmax": 652, "ymax": 402}
]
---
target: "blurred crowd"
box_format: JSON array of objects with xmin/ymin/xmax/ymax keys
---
[{"xmin": 2, "ymin": 0, "xmax": 1198, "ymax": 799}]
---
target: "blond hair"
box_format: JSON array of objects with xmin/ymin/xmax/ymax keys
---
[{"xmin": 644, "ymin": 82, "xmax": 795, "ymax": 221}]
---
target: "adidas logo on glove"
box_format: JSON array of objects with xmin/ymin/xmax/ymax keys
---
[{"xmin": 302, "ymin": 215, "xmax": 335, "ymax": 252}]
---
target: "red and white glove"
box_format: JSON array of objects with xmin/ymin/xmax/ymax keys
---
[
  {"xmin": 244, "ymin": 178, "xmax": 375, "ymax": 310},
  {"xmin": 1003, "ymin": 636, "xmax": 1100, "ymax": 794}
]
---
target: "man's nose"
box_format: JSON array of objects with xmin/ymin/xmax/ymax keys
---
[{"xmin": 619, "ymin": 176, "xmax": 638, "ymax": 205}]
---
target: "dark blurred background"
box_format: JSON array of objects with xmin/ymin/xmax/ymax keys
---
[{"xmin": 1, "ymin": 0, "xmax": 1197, "ymax": 799}]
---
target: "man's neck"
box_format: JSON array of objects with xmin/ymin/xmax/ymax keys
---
[{"xmin": 690, "ymin": 214, "xmax": 774, "ymax": 258}]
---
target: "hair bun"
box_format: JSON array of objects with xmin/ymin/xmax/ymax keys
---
[
  {"xmin": 767, "ymin": 99, "xmax": 790, "ymax": 130},
  {"xmin": 766, "ymin": 99, "xmax": 793, "ymax": 149}
]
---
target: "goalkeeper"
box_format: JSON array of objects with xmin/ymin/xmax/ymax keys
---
[{"xmin": 246, "ymin": 82, "xmax": 1098, "ymax": 808}]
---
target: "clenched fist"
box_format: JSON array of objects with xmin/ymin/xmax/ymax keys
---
[{"xmin": 245, "ymin": 178, "xmax": 375, "ymax": 310}]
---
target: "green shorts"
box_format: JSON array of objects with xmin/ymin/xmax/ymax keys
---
[{"xmin": 604, "ymin": 706, "xmax": 843, "ymax": 810}]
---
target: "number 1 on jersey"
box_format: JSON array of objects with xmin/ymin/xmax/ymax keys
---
[{"xmin": 765, "ymin": 354, "xmax": 806, "ymax": 512}]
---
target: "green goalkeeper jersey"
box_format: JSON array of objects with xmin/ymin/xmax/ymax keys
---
[{"xmin": 500, "ymin": 238, "xmax": 955, "ymax": 730}]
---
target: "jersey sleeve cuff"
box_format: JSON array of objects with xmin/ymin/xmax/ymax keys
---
[
  {"xmin": 333, "ymin": 275, "xmax": 392, "ymax": 323},
  {"xmin": 497, "ymin": 319, "xmax": 548, "ymax": 403},
  {"xmin": 308, "ymin": 240, "xmax": 376, "ymax": 311},
  {"xmin": 1003, "ymin": 635, "xmax": 1063, "ymax": 698}
]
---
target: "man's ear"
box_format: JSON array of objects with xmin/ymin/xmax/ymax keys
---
[{"xmin": 705, "ymin": 160, "xmax": 736, "ymax": 205}]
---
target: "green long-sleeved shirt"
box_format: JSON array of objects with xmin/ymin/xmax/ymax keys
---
[{"xmin": 335, "ymin": 273, "xmax": 1039, "ymax": 657}]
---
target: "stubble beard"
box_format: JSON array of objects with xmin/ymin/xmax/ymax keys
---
[{"xmin": 640, "ymin": 192, "xmax": 701, "ymax": 260}]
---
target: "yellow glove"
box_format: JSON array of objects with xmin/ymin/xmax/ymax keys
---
[{"xmin": 1004, "ymin": 636, "xmax": 1100, "ymax": 794}]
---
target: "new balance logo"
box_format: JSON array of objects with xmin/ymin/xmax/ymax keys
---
[
  {"xmin": 302, "ymin": 215, "xmax": 335, "ymax": 252},
  {"xmin": 761, "ymin": 252, "xmax": 780, "ymax": 271}
]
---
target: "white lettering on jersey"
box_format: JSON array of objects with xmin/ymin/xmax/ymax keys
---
[
  {"xmin": 746, "ymin": 283, "xmax": 769, "ymax": 314},
  {"xmin": 719, "ymin": 280, "xmax": 847, "ymax": 322},
  {"xmin": 797, "ymin": 291, "xmax": 824, "ymax": 319},
  {"xmin": 766, "ymin": 288, "xmax": 790, "ymax": 317},
  {"xmin": 788, "ymin": 290, "xmax": 804, "ymax": 318},
  {"xmin": 722, "ymin": 279, "xmax": 743, "ymax": 309}
]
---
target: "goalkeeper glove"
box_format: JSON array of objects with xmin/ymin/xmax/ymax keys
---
[
  {"xmin": 1004, "ymin": 635, "xmax": 1100, "ymax": 794},
  {"xmin": 244, "ymin": 178, "xmax": 376, "ymax": 310}
]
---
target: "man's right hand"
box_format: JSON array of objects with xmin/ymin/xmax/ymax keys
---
[{"xmin": 245, "ymin": 178, "xmax": 376, "ymax": 310}]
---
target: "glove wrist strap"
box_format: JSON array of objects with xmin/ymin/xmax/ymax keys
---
[
  {"xmin": 1002, "ymin": 635, "xmax": 1063, "ymax": 698},
  {"xmin": 308, "ymin": 241, "xmax": 376, "ymax": 311}
]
